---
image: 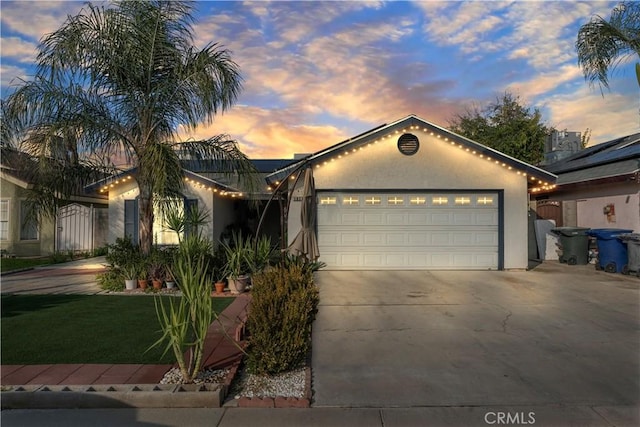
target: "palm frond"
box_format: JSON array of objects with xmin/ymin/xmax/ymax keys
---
[{"xmin": 576, "ymin": 1, "xmax": 640, "ymax": 90}]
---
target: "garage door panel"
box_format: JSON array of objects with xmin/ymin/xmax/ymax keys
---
[
  {"xmin": 316, "ymin": 192, "xmax": 499, "ymax": 270},
  {"xmin": 408, "ymin": 213, "xmax": 429, "ymax": 225},
  {"xmin": 340, "ymin": 233, "xmax": 361, "ymax": 245},
  {"xmin": 476, "ymin": 212, "xmax": 499, "ymax": 225},
  {"xmin": 431, "ymin": 213, "xmax": 451, "ymax": 225},
  {"xmin": 363, "ymin": 213, "xmax": 384, "ymax": 225},
  {"xmin": 341, "ymin": 213, "xmax": 362, "ymax": 226},
  {"xmin": 363, "ymin": 233, "xmax": 386, "ymax": 245},
  {"xmin": 386, "ymin": 213, "xmax": 406, "ymax": 225}
]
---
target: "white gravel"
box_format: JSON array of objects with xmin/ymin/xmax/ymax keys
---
[
  {"xmin": 230, "ymin": 367, "xmax": 307, "ymax": 399},
  {"xmin": 159, "ymin": 365, "xmax": 307, "ymax": 399},
  {"xmin": 159, "ymin": 367, "xmax": 229, "ymax": 385}
]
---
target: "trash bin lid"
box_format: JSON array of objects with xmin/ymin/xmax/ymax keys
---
[
  {"xmin": 618, "ymin": 233, "xmax": 640, "ymax": 242},
  {"xmin": 587, "ymin": 228, "xmax": 634, "ymax": 239},
  {"xmin": 551, "ymin": 227, "xmax": 590, "ymax": 236}
]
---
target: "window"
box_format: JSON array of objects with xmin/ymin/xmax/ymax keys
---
[
  {"xmin": 455, "ymin": 197, "xmax": 471, "ymax": 205},
  {"xmin": 477, "ymin": 196, "xmax": 494, "ymax": 206},
  {"xmin": 20, "ymin": 200, "xmax": 38, "ymax": 240},
  {"xmin": 410, "ymin": 196, "xmax": 426, "ymax": 205},
  {"xmin": 387, "ymin": 196, "xmax": 404, "ymax": 205},
  {"xmin": 365, "ymin": 196, "xmax": 381, "ymax": 205},
  {"xmin": 0, "ymin": 200, "xmax": 8, "ymax": 241},
  {"xmin": 320, "ymin": 197, "xmax": 337, "ymax": 205},
  {"xmin": 342, "ymin": 196, "xmax": 359, "ymax": 205},
  {"xmin": 124, "ymin": 199, "xmax": 139, "ymax": 244},
  {"xmin": 432, "ymin": 196, "xmax": 448, "ymax": 205}
]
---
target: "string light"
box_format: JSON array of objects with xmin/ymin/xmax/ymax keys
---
[
  {"xmin": 302, "ymin": 126, "xmax": 554, "ymax": 193},
  {"xmin": 99, "ymin": 173, "xmax": 243, "ymax": 198}
]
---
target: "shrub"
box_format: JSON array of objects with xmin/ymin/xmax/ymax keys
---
[
  {"xmin": 246, "ymin": 264, "xmax": 319, "ymax": 375},
  {"xmin": 106, "ymin": 236, "xmax": 140, "ymax": 268},
  {"xmin": 283, "ymin": 253, "xmax": 327, "ymax": 274},
  {"xmin": 98, "ymin": 267, "xmax": 125, "ymax": 292},
  {"xmin": 49, "ymin": 251, "xmax": 72, "ymax": 264}
]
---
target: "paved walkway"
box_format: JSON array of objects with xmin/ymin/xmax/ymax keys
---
[
  {"xmin": 1, "ymin": 256, "xmax": 108, "ymax": 295},
  {"xmin": 1, "ymin": 257, "xmax": 249, "ymax": 386}
]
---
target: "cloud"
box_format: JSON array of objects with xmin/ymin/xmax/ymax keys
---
[
  {"xmin": 542, "ymin": 86, "xmax": 639, "ymax": 144},
  {"xmin": 0, "ymin": 1, "xmax": 87, "ymax": 40},
  {"xmin": 1, "ymin": 64, "xmax": 29, "ymax": 89},
  {"xmin": 179, "ymin": 106, "xmax": 348, "ymax": 158},
  {"xmin": 1, "ymin": 36, "xmax": 38, "ymax": 63},
  {"xmin": 506, "ymin": 65, "xmax": 583, "ymax": 99}
]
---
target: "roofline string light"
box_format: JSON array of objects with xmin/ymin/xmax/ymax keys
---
[
  {"xmin": 184, "ymin": 176, "xmax": 243, "ymax": 198},
  {"xmin": 98, "ymin": 175, "xmax": 244, "ymax": 198},
  {"xmin": 306, "ymin": 125, "xmax": 554, "ymax": 190},
  {"xmin": 99, "ymin": 175, "xmax": 134, "ymax": 193}
]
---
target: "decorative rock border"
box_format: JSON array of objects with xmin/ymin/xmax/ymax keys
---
[
  {"xmin": 235, "ymin": 363, "xmax": 312, "ymax": 408},
  {"xmin": 1, "ymin": 383, "xmax": 224, "ymax": 409}
]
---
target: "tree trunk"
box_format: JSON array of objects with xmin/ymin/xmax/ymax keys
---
[{"xmin": 138, "ymin": 181, "xmax": 154, "ymax": 256}]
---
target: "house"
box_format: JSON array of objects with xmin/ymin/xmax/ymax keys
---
[
  {"xmin": 87, "ymin": 159, "xmax": 294, "ymax": 247},
  {"xmin": 0, "ymin": 147, "xmax": 108, "ymax": 257},
  {"xmin": 267, "ymin": 115, "xmax": 557, "ymax": 270},
  {"xmin": 533, "ymin": 132, "xmax": 639, "ymax": 231}
]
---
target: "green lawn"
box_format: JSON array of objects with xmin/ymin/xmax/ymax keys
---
[
  {"xmin": 1, "ymin": 258, "xmax": 51, "ymax": 273},
  {"xmin": 1, "ymin": 295, "xmax": 233, "ymax": 365}
]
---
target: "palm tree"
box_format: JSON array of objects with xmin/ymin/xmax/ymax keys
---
[
  {"xmin": 2, "ymin": 1, "xmax": 257, "ymax": 255},
  {"xmin": 576, "ymin": 1, "xmax": 640, "ymax": 90}
]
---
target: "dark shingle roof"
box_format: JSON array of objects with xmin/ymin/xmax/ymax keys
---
[
  {"xmin": 180, "ymin": 159, "xmax": 296, "ymax": 174},
  {"xmin": 544, "ymin": 133, "xmax": 640, "ymax": 175}
]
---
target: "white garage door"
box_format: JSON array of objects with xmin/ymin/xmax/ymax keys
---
[{"xmin": 317, "ymin": 192, "xmax": 499, "ymax": 270}]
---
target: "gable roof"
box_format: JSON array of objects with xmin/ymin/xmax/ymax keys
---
[
  {"xmin": 542, "ymin": 133, "xmax": 640, "ymax": 185},
  {"xmin": 84, "ymin": 167, "xmax": 243, "ymax": 196},
  {"xmin": 265, "ymin": 114, "xmax": 557, "ymax": 186}
]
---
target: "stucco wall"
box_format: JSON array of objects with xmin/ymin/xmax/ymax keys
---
[
  {"xmin": 536, "ymin": 182, "xmax": 639, "ymax": 231},
  {"xmin": 0, "ymin": 178, "xmax": 55, "ymax": 257},
  {"xmin": 577, "ymin": 193, "xmax": 639, "ymax": 231},
  {"xmin": 288, "ymin": 130, "xmax": 530, "ymax": 269},
  {"xmin": 108, "ymin": 180, "xmax": 236, "ymax": 245}
]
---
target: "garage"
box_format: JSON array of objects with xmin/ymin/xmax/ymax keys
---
[
  {"xmin": 269, "ymin": 115, "xmax": 556, "ymax": 271},
  {"xmin": 316, "ymin": 191, "xmax": 500, "ymax": 269}
]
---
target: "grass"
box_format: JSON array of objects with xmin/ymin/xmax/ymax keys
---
[
  {"xmin": 1, "ymin": 257, "xmax": 51, "ymax": 273},
  {"xmin": 1, "ymin": 294, "xmax": 234, "ymax": 365}
]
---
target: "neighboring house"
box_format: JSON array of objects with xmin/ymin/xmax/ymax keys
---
[
  {"xmin": 0, "ymin": 148, "xmax": 108, "ymax": 257},
  {"xmin": 267, "ymin": 115, "xmax": 557, "ymax": 271},
  {"xmin": 88, "ymin": 159, "xmax": 294, "ymax": 247},
  {"xmin": 534, "ymin": 132, "xmax": 640, "ymax": 232}
]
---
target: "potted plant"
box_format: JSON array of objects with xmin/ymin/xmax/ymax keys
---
[
  {"xmin": 214, "ymin": 279, "xmax": 226, "ymax": 294},
  {"xmin": 221, "ymin": 233, "xmax": 249, "ymax": 294},
  {"xmin": 122, "ymin": 262, "xmax": 138, "ymax": 291},
  {"xmin": 149, "ymin": 262, "xmax": 165, "ymax": 290},
  {"xmin": 165, "ymin": 269, "xmax": 176, "ymax": 289},
  {"xmin": 137, "ymin": 260, "xmax": 149, "ymax": 290}
]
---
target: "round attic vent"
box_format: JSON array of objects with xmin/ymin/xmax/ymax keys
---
[{"xmin": 397, "ymin": 133, "xmax": 419, "ymax": 155}]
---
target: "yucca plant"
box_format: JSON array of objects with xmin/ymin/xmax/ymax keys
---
[{"xmin": 150, "ymin": 249, "xmax": 214, "ymax": 382}]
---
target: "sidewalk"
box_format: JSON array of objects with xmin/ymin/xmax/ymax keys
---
[
  {"xmin": 2, "ymin": 404, "xmax": 637, "ymax": 426},
  {"xmin": 1, "ymin": 256, "xmax": 108, "ymax": 295}
]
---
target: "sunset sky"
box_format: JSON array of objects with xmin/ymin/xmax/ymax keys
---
[{"xmin": 1, "ymin": 1, "xmax": 638, "ymax": 159}]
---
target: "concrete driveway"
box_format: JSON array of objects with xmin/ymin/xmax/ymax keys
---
[{"xmin": 312, "ymin": 262, "xmax": 639, "ymax": 413}]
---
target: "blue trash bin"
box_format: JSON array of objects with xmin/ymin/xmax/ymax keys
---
[{"xmin": 587, "ymin": 228, "xmax": 634, "ymax": 273}]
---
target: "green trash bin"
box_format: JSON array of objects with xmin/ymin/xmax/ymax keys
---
[{"xmin": 551, "ymin": 227, "xmax": 591, "ymax": 265}]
